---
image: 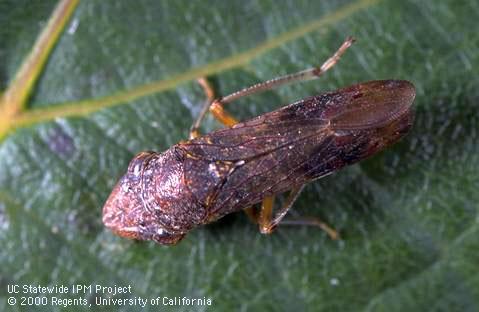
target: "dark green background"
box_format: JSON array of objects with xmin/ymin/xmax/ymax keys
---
[{"xmin": 1, "ymin": 0, "xmax": 478, "ymax": 311}]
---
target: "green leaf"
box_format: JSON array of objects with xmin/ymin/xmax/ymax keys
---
[{"xmin": 1, "ymin": 0, "xmax": 478, "ymax": 311}]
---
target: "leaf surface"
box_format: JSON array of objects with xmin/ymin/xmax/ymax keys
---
[{"xmin": 1, "ymin": 0, "xmax": 478, "ymax": 311}]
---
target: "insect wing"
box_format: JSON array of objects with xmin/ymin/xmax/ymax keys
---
[{"xmin": 178, "ymin": 80, "xmax": 414, "ymax": 216}]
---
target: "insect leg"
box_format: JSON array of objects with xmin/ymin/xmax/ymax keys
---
[
  {"xmin": 189, "ymin": 78, "xmax": 220, "ymax": 139},
  {"xmin": 208, "ymin": 37, "xmax": 354, "ymax": 129},
  {"xmin": 258, "ymin": 186, "xmax": 303, "ymax": 234},
  {"xmin": 218, "ymin": 37, "xmax": 355, "ymax": 105},
  {"xmin": 190, "ymin": 78, "xmax": 239, "ymax": 139},
  {"xmin": 192, "ymin": 37, "xmax": 355, "ymax": 137},
  {"xmin": 257, "ymin": 185, "xmax": 339, "ymax": 240},
  {"xmin": 258, "ymin": 195, "xmax": 275, "ymax": 232},
  {"xmin": 280, "ymin": 218, "xmax": 339, "ymax": 240}
]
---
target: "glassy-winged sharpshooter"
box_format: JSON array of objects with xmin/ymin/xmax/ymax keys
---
[{"xmin": 102, "ymin": 38, "xmax": 415, "ymax": 245}]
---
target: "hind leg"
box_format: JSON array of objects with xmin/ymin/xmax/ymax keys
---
[
  {"xmin": 189, "ymin": 37, "xmax": 355, "ymax": 139},
  {"xmin": 255, "ymin": 185, "xmax": 339, "ymax": 240}
]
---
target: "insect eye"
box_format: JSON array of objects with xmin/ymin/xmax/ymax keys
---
[
  {"xmin": 127, "ymin": 159, "xmax": 143, "ymax": 178},
  {"xmin": 127, "ymin": 151, "xmax": 155, "ymax": 178},
  {"xmin": 151, "ymin": 229, "xmax": 185, "ymax": 245}
]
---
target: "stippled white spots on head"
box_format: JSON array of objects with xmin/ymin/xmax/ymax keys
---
[
  {"xmin": 133, "ymin": 163, "xmax": 142, "ymax": 177},
  {"xmin": 208, "ymin": 163, "xmax": 220, "ymax": 177},
  {"xmin": 121, "ymin": 181, "xmax": 130, "ymax": 193},
  {"xmin": 235, "ymin": 160, "xmax": 245, "ymax": 166}
]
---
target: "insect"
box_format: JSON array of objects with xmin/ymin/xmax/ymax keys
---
[{"xmin": 102, "ymin": 37, "xmax": 415, "ymax": 245}]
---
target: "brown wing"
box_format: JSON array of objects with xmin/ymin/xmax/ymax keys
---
[
  {"xmin": 181, "ymin": 100, "xmax": 330, "ymax": 162},
  {"xmin": 178, "ymin": 80, "xmax": 415, "ymax": 218},
  {"xmin": 178, "ymin": 96, "xmax": 334, "ymax": 216}
]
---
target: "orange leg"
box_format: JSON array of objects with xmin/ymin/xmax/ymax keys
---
[
  {"xmin": 250, "ymin": 186, "xmax": 339, "ymax": 240},
  {"xmin": 189, "ymin": 78, "xmax": 220, "ymax": 139},
  {"xmin": 280, "ymin": 218, "xmax": 340, "ymax": 240},
  {"xmin": 189, "ymin": 78, "xmax": 238, "ymax": 139},
  {"xmin": 190, "ymin": 37, "xmax": 354, "ymax": 138}
]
